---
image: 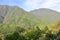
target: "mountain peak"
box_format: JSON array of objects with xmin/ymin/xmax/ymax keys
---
[{"xmin": 30, "ymin": 8, "xmax": 59, "ymax": 13}]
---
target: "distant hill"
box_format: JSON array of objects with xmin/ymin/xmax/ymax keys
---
[{"xmin": 30, "ymin": 8, "xmax": 60, "ymax": 25}]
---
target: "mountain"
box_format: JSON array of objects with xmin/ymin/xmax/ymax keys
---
[
  {"xmin": 0, "ymin": 5, "xmax": 60, "ymax": 25},
  {"xmin": 30, "ymin": 8, "xmax": 60, "ymax": 25},
  {"xmin": 0, "ymin": 5, "xmax": 60, "ymax": 34},
  {"xmin": 0, "ymin": 5, "xmax": 42, "ymax": 34},
  {"xmin": 3, "ymin": 6, "xmax": 41, "ymax": 26}
]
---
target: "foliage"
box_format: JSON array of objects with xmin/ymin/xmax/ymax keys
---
[
  {"xmin": 0, "ymin": 5, "xmax": 60, "ymax": 40},
  {"xmin": 25, "ymin": 27, "xmax": 42, "ymax": 40}
]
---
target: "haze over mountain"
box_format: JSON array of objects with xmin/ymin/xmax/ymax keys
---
[{"xmin": 30, "ymin": 8, "xmax": 60, "ymax": 25}]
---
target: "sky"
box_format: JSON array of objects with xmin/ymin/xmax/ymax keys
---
[{"xmin": 0, "ymin": 0, "xmax": 60, "ymax": 12}]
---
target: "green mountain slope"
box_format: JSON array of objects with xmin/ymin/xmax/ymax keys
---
[
  {"xmin": 0, "ymin": 5, "xmax": 42, "ymax": 34},
  {"xmin": 0, "ymin": 5, "xmax": 60, "ymax": 34},
  {"xmin": 0, "ymin": 5, "xmax": 60, "ymax": 40},
  {"xmin": 30, "ymin": 8, "xmax": 60, "ymax": 25},
  {"xmin": 3, "ymin": 6, "xmax": 41, "ymax": 26}
]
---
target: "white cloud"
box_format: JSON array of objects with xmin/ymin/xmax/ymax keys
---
[
  {"xmin": 24, "ymin": 0, "xmax": 60, "ymax": 11},
  {"xmin": 41, "ymin": 0, "xmax": 60, "ymax": 8},
  {"xmin": 24, "ymin": 0, "xmax": 42, "ymax": 10}
]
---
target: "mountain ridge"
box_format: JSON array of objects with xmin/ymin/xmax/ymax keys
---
[
  {"xmin": 0, "ymin": 5, "xmax": 60, "ymax": 25},
  {"xmin": 30, "ymin": 8, "xmax": 60, "ymax": 25},
  {"xmin": 30, "ymin": 8, "xmax": 60, "ymax": 13}
]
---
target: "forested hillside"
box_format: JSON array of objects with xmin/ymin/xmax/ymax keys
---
[
  {"xmin": 0, "ymin": 5, "xmax": 42, "ymax": 34},
  {"xmin": 0, "ymin": 5, "xmax": 60, "ymax": 40}
]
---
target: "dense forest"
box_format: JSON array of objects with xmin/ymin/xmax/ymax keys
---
[{"xmin": 0, "ymin": 5, "xmax": 60, "ymax": 40}]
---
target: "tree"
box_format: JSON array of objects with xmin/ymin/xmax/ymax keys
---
[
  {"xmin": 25, "ymin": 27, "xmax": 42, "ymax": 40},
  {"xmin": 4, "ymin": 28, "xmax": 26, "ymax": 40},
  {"xmin": 55, "ymin": 30, "xmax": 60, "ymax": 40},
  {"xmin": 16, "ymin": 27, "xmax": 25, "ymax": 33},
  {"xmin": 45, "ymin": 30, "xmax": 54, "ymax": 40},
  {"xmin": 4, "ymin": 31, "xmax": 19, "ymax": 40},
  {"xmin": 0, "ymin": 38, "xmax": 2, "ymax": 40}
]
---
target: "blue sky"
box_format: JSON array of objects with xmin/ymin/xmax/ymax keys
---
[{"xmin": 0, "ymin": 0, "xmax": 60, "ymax": 12}]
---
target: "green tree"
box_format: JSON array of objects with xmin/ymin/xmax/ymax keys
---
[
  {"xmin": 0, "ymin": 38, "xmax": 2, "ymax": 40},
  {"xmin": 4, "ymin": 31, "xmax": 19, "ymax": 40},
  {"xmin": 45, "ymin": 30, "xmax": 54, "ymax": 40},
  {"xmin": 55, "ymin": 30, "xmax": 60, "ymax": 40},
  {"xmin": 25, "ymin": 27, "xmax": 42, "ymax": 40}
]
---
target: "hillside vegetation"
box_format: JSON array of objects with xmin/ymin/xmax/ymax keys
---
[{"xmin": 0, "ymin": 5, "xmax": 60, "ymax": 40}]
